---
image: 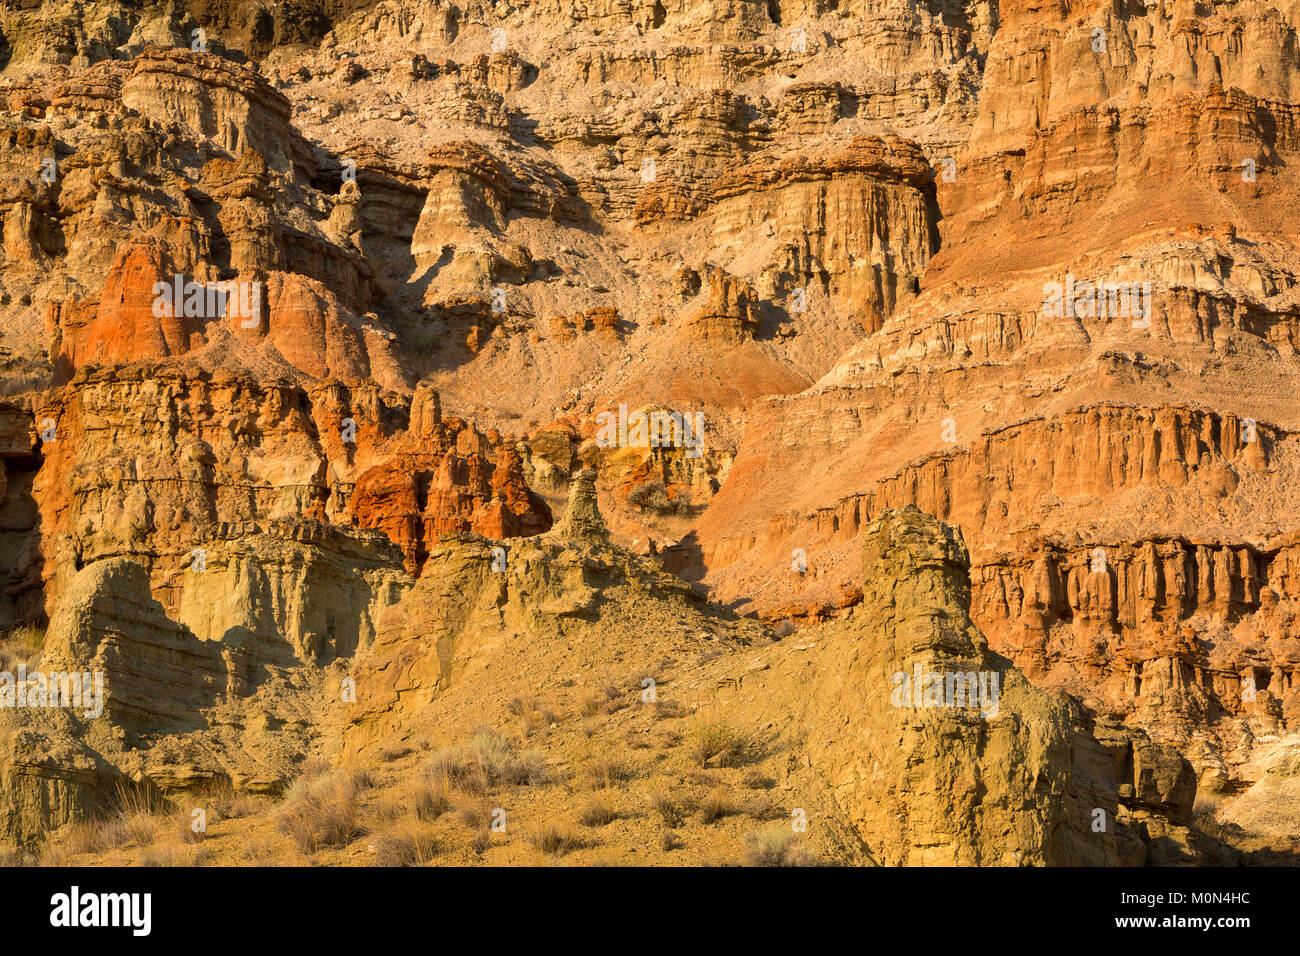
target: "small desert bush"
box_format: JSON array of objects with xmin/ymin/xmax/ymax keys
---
[
  {"xmin": 597, "ymin": 676, "xmax": 627, "ymax": 713},
  {"xmin": 140, "ymin": 842, "xmax": 204, "ymax": 867},
  {"xmin": 238, "ymin": 835, "xmax": 280, "ymax": 865},
  {"xmin": 194, "ymin": 778, "xmax": 266, "ymax": 823},
  {"xmin": 688, "ymin": 720, "xmax": 757, "ymax": 768},
  {"xmin": 175, "ymin": 809, "xmax": 207, "ymax": 844},
  {"xmin": 427, "ymin": 746, "xmax": 486, "ymax": 794},
  {"xmin": 627, "ymin": 480, "xmax": 692, "ymax": 515},
  {"xmin": 743, "ymin": 793, "xmax": 785, "ymax": 821},
  {"xmin": 408, "ymin": 771, "xmax": 452, "ymax": 820},
  {"xmin": 508, "ymin": 696, "xmax": 559, "ymax": 735},
  {"xmin": 106, "ymin": 780, "xmax": 173, "ymax": 848},
  {"xmin": 379, "ymin": 743, "xmax": 416, "ymax": 762},
  {"xmin": 427, "ymin": 730, "xmax": 548, "ymax": 793},
  {"xmin": 742, "ymin": 827, "xmax": 815, "ymax": 866},
  {"xmin": 297, "ymin": 756, "xmax": 332, "ymax": 779},
  {"xmin": 56, "ymin": 817, "xmax": 125, "ymax": 857},
  {"xmin": 454, "ymin": 795, "xmax": 496, "ymax": 830}
]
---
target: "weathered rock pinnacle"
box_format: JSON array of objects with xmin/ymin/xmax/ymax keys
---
[{"xmin": 551, "ymin": 468, "xmax": 607, "ymax": 541}]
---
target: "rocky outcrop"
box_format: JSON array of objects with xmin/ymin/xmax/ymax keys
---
[
  {"xmin": 42, "ymin": 559, "xmax": 228, "ymax": 735},
  {"xmin": 800, "ymin": 507, "xmax": 1075, "ymax": 865},
  {"xmin": 685, "ymin": 270, "xmax": 762, "ymax": 344},
  {"xmin": 0, "ymin": 524, "xmax": 411, "ymax": 846},
  {"xmin": 121, "ymin": 48, "xmax": 313, "ymax": 178},
  {"xmin": 343, "ymin": 470, "xmax": 704, "ymax": 756},
  {"xmin": 28, "ymin": 366, "xmax": 536, "ymax": 616}
]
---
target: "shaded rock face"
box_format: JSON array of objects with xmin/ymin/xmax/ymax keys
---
[
  {"xmin": 43, "ymin": 558, "xmax": 228, "ymax": 734},
  {"xmin": 39, "ymin": 529, "xmax": 410, "ymax": 734},
  {"xmin": 0, "ymin": 527, "xmax": 411, "ymax": 845}
]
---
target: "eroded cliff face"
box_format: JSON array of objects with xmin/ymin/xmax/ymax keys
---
[{"xmin": 0, "ymin": 0, "xmax": 1296, "ymax": 863}]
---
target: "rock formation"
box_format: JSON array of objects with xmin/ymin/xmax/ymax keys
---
[{"xmin": 0, "ymin": 0, "xmax": 1295, "ymax": 867}]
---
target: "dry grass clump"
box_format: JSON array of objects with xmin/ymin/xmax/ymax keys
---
[
  {"xmin": 0, "ymin": 623, "xmax": 44, "ymax": 672},
  {"xmin": 53, "ymin": 819, "xmax": 121, "ymax": 858},
  {"xmin": 742, "ymin": 827, "xmax": 816, "ymax": 866},
  {"xmin": 527, "ymin": 821, "xmax": 589, "ymax": 856},
  {"xmin": 276, "ymin": 766, "xmax": 371, "ymax": 854},
  {"xmin": 42, "ymin": 780, "xmax": 173, "ymax": 860},
  {"xmin": 238, "ymin": 835, "xmax": 282, "ymax": 865},
  {"xmin": 508, "ymin": 696, "xmax": 559, "ymax": 736},
  {"xmin": 649, "ymin": 791, "xmax": 683, "ymax": 828},
  {"xmin": 379, "ymin": 743, "xmax": 416, "ymax": 762},
  {"xmin": 176, "ymin": 808, "xmax": 207, "ymax": 844},
  {"xmin": 598, "ymin": 676, "xmax": 628, "ymax": 713},
  {"xmin": 454, "ymin": 795, "xmax": 497, "ymax": 830},
  {"xmin": 427, "ymin": 729, "xmax": 549, "ymax": 796},
  {"xmin": 698, "ymin": 786, "xmax": 737, "ymax": 823},
  {"xmin": 407, "ymin": 768, "xmax": 452, "ymax": 820},
  {"xmin": 140, "ymin": 842, "xmax": 209, "ymax": 867},
  {"xmin": 193, "ymin": 778, "xmax": 267, "ymax": 824},
  {"xmin": 583, "ymin": 752, "xmax": 634, "ymax": 789},
  {"xmin": 742, "ymin": 793, "xmax": 785, "ymax": 821},
  {"xmin": 578, "ymin": 794, "xmax": 617, "ymax": 827},
  {"xmin": 687, "ymin": 719, "xmax": 758, "ymax": 768},
  {"xmin": 372, "ymin": 818, "xmax": 440, "ymax": 866},
  {"xmin": 36, "ymin": 783, "xmax": 169, "ymax": 864},
  {"xmin": 111, "ymin": 780, "xmax": 173, "ymax": 848}
]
